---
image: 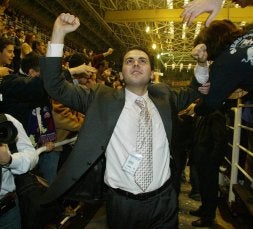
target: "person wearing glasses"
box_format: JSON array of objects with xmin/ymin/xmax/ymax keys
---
[{"xmin": 40, "ymin": 13, "xmax": 209, "ymax": 229}]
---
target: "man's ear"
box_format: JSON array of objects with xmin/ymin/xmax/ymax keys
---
[{"xmin": 150, "ymin": 71, "xmax": 154, "ymax": 81}]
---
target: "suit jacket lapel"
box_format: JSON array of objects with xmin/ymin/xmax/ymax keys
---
[
  {"xmin": 103, "ymin": 88, "xmax": 125, "ymax": 144},
  {"xmin": 149, "ymin": 94, "xmax": 172, "ymax": 143}
]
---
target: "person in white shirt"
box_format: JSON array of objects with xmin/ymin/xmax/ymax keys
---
[{"xmin": 0, "ymin": 113, "xmax": 38, "ymax": 229}]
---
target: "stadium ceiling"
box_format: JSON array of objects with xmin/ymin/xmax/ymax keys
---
[{"xmin": 10, "ymin": 0, "xmax": 253, "ymax": 70}]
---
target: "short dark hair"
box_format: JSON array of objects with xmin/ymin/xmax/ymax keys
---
[
  {"xmin": 120, "ymin": 46, "xmax": 155, "ymax": 70},
  {"xmin": 0, "ymin": 36, "xmax": 13, "ymax": 53},
  {"xmin": 68, "ymin": 53, "xmax": 89, "ymax": 68},
  {"xmin": 21, "ymin": 52, "xmax": 40, "ymax": 74},
  {"xmin": 31, "ymin": 40, "xmax": 41, "ymax": 51}
]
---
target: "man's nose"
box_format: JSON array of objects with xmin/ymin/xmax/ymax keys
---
[{"xmin": 133, "ymin": 60, "xmax": 139, "ymax": 66}]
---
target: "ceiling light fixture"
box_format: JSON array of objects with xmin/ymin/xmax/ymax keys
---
[
  {"xmin": 184, "ymin": 0, "xmax": 189, "ymax": 5},
  {"xmin": 169, "ymin": 21, "xmax": 174, "ymax": 39},
  {"xmin": 182, "ymin": 23, "xmax": 187, "ymax": 39},
  {"xmin": 167, "ymin": 0, "xmax": 173, "ymax": 9},
  {"xmin": 240, "ymin": 21, "xmax": 246, "ymax": 26},
  {"xmin": 194, "ymin": 22, "xmax": 202, "ymax": 39}
]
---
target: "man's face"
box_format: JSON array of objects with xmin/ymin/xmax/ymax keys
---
[
  {"xmin": 122, "ymin": 49, "xmax": 153, "ymax": 88},
  {"xmin": 18, "ymin": 30, "xmax": 25, "ymax": 38},
  {"xmin": 0, "ymin": 44, "xmax": 14, "ymax": 66},
  {"xmin": 38, "ymin": 42, "xmax": 47, "ymax": 55}
]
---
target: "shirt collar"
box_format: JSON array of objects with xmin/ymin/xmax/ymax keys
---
[{"xmin": 125, "ymin": 88, "xmax": 149, "ymax": 104}]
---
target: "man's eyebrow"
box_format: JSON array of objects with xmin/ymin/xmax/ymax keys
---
[{"xmin": 125, "ymin": 57, "xmax": 148, "ymax": 59}]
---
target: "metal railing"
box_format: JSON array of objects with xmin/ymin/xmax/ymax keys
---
[{"xmin": 224, "ymin": 99, "xmax": 253, "ymax": 205}]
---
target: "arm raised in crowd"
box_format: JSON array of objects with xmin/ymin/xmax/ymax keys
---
[{"xmin": 51, "ymin": 13, "xmax": 80, "ymax": 44}]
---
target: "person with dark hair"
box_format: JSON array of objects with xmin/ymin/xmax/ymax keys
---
[
  {"xmin": 189, "ymin": 106, "xmax": 227, "ymax": 227},
  {"xmin": 32, "ymin": 40, "xmax": 47, "ymax": 56},
  {"xmin": 0, "ymin": 36, "xmax": 14, "ymax": 77},
  {"xmin": 0, "ymin": 52, "xmax": 46, "ymax": 129},
  {"xmin": 20, "ymin": 32, "xmax": 35, "ymax": 59},
  {"xmin": 192, "ymin": 20, "xmax": 253, "ymax": 115},
  {"xmin": 19, "ymin": 51, "xmax": 40, "ymax": 76},
  {"xmin": 40, "ymin": 13, "xmax": 209, "ymax": 229},
  {"xmin": 68, "ymin": 53, "xmax": 90, "ymax": 67}
]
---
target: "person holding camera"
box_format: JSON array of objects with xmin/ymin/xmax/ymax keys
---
[{"xmin": 0, "ymin": 113, "xmax": 38, "ymax": 229}]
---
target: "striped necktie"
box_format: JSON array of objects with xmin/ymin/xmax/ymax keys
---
[{"xmin": 134, "ymin": 97, "xmax": 153, "ymax": 191}]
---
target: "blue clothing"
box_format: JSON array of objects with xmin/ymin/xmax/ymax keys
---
[
  {"xmin": 242, "ymin": 100, "xmax": 253, "ymax": 124},
  {"xmin": 0, "ymin": 200, "xmax": 21, "ymax": 229},
  {"xmin": 39, "ymin": 151, "xmax": 60, "ymax": 185}
]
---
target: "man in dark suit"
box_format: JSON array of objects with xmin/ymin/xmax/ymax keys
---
[{"xmin": 40, "ymin": 13, "xmax": 209, "ymax": 229}]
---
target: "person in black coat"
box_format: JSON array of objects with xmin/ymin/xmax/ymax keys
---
[
  {"xmin": 192, "ymin": 20, "xmax": 253, "ymax": 116},
  {"xmin": 189, "ymin": 107, "xmax": 227, "ymax": 227}
]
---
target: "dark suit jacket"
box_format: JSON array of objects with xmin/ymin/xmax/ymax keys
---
[{"xmin": 40, "ymin": 57, "xmax": 201, "ymax": 203}]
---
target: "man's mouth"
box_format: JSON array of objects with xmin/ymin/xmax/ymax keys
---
[{"xmin": 131, "ymin": 70, "xmax": 142, "ymax": 74}]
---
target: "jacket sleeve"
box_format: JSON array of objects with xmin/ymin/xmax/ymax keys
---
[{"xmin": 40, "ymin": 57, "xmax": 95, "ymax": 114}]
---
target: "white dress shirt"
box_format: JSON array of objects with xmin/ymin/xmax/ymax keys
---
[
  {"xmin": 104, "ymin": 89, "xmax": 170, "ymax": 194},
  {"xmin": 0, "ymin": 114, "xmax": 38, "ymax": 199}
]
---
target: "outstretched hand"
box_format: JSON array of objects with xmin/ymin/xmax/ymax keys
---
[
  {"xmin": 51, "ymin": 13, "xmax": 80, "ymax": 44},
  {"xmin": 181, "ymin": 0, "xmax": 223, "ymax": 27},
  {"xmin": 0, "ymin": 67, "xmax": 13, "ymax": 77},
  {"xmin": 69, "ymin": 64, "xmax": 97, "ymax": 76}
]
